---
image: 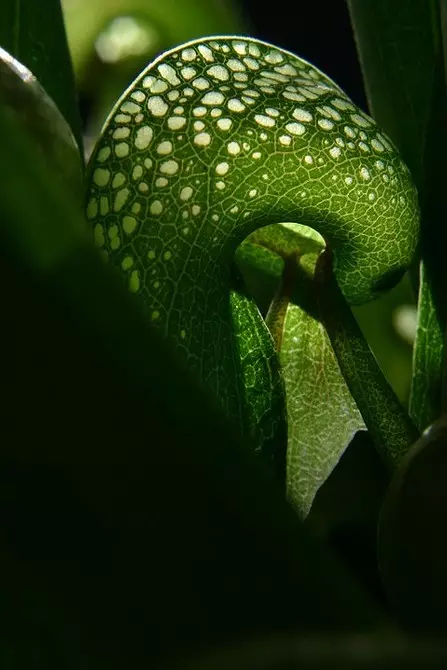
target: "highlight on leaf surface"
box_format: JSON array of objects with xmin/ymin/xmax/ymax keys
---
[
  {"xmin": 237, "ymin": 224, "xmax": 366, "ymax": 517},
  {"xmin": 0, "ymin": 47, "xmax": 82, "ymax": 196}
]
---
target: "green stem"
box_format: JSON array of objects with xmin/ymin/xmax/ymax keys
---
[{"xmin": 315, "ymin": 249, "xmax": 419, "ymax": 467}]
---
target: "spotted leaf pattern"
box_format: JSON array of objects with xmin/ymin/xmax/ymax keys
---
[{"xmin": 85, "ymin": 36, "xmax": 419, "ymax": 470}]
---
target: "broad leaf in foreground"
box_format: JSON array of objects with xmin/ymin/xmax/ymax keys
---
[{"xmin": 0, "ymin": 101, "xmax": 386, "ymax": 666}]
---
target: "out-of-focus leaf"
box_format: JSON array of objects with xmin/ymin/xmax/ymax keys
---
[
  {"xmin": 0, "ymin": 103, "xmax": 386, "ymax": 666},
  {"xmin": 1, "ymin": 0, "xmax": 83, "ymax": 155},
  {"xmin": 62, "ymin": 0, "xmax": 244, "ymax": 78},
  {"xmin": 378, "ymin": 415, "xmax": 447, "ymax": 631},
  {"xmin": 346, "ymin": 0, "xmax": 446, "ymax": 432},
  {"xmin": 0, "ymin": 47, "xmax": 82, "ymax": 197},
  {"xmin": 347, "ymin": 0, "xmax": 439, "ymax": 189}
]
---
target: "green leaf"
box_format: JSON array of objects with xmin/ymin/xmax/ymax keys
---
[
  {"xmin": 346, "ymin": 0, "xmax": 446, "ymax": 431},
  {"xmin": 84, "ymin": 36, "xmax": 419, "ymax": 483},
  {"xmin": 62, "ymin": 0, "xmax": 243, "ymax": 77},
  {"xmin": 280, "ymin": 267, "xmax": 367, "ymax": 517},
  {"xmin": 0, "ymin": 47, "xmax": 82, "ymax": 197},
  {"xmin": 1, "ymin": 0, "xmax": 83, "ymax": 155},
  {"xmin": 0, "ymin": 99, "xmax": 386, "ymax": 666},
  {"xmin": 315, "ymin": 250, "xmax": 419, "ymax": 466},
  {"xmin": 237, "ymin": 224, "xmax": 366, "ymax": 517}
]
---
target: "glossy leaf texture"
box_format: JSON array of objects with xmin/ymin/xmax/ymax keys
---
[
  {"xmin": 1, "ymin": 0, "xmax": 83, "ymax": 155},
  {"xmin": 0, "ymin": 100, "xmax": 386, "ymax": 667},
  {"xmin": 347, "ymin": 0, "xmax": 446, "ymax": 432},
  {"xmin": 237, "ymin": 225, "xmax": 365, "ymax": 517},
  {"xmin": 0, "ymin": 47, "xmax": 82, "ymax": 197}
]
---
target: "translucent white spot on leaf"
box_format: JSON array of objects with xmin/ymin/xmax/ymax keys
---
[
  {"xmin": 150, "ymin": 200, "xmax": 163, "ymax": 215},
  {"xmin": 215, "ymin": 161, "xmax": 229, "ymax": 175},
  {"xmin": 157, "ymin": 140, "xmax": 173, "ymax": 155},
  {"xmin": 93, "ymin": 168, "xmax": 110, "ymax": 186},
  {"xmin": 180, "ymin": 186, "xmax": 193, "ymax": 201},
  {"xmin": 254, "ymin": 114, "xmax": 275, "ymax": 128},
  {"xmin": 160, "ymin": 159, "xmax": 179, "ymax": 174},
  {"xmin": 207, "ymin": 65, "xmax": 229, "ymax": 81},
  {"xmin": 135, "ymin": 126, "xmax": 153, "ymax": 149},
  {"xmin": 168, "ymin": 116, "xmax": 186, "ymax": 130},
  {"xmin": 286, "ymin": 122, "xmax": 305, "ymax": 136},
  {"xmin": 217, "ymin": 118, "xmax": 232, "ymax": 131},
  {"xmin": 194, "ymin": 132, "xmax": 211, "ymax": 147},
  {"xmin": 202, "ymin": 91, "xmax": 225, "ymax": 105},
  {"xmin": 147, "ymin": 96, "xmax": 168, "ymax": 116},
  {"xmin": 227, "ymin": 141, "xmax": 241, "ymax": 155}
]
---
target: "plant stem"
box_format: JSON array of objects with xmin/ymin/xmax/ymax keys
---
[{"xmin": 315, "ymin": 249, "xmax": 420, "ymax": 468}]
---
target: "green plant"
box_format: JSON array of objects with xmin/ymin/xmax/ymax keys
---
[
  {"xmin": 2, "ymin": 0, "xmax": 447, "ymax": 667},
  {"xmin": 84, "ymin": 35, "xmax": 420, "ymax": 515}
]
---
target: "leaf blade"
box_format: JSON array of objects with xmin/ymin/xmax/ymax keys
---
[
  {"xmin": 237, "ymin": 226, "xmax": 366, "ymax": 517},
  {"xmin": 347, "ymin": 0, "xmax": 446, "ymax": 431},
  {"xmin": 1, "ymin": 0, "xmax": 83, "ymax": 155}
]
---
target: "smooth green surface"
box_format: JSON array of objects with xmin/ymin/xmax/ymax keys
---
[
  {"xmin": 0, "ymin": 47, "xmax": 83, "ymax": 198},
  {"xmin": 85, "ymin": 36, "xmax": 420, "ymax": 478},
  {"xmin": 62, "ymin": 0, "xmax": 243, "ymax": 77},
  {"xmin": 1, "ymin": 0, "xmax": 83, "ymax": 155},
  {"xmin": 347, "ymin": 0, "xmax": 446, "ymax": 431}
]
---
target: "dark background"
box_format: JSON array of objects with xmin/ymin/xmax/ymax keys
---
[{"xmin": 240, "ymin": 0, "xmax": 367, "ymax": 109}]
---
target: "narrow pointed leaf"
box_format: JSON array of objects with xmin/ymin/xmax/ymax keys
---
[
  {"xmin": 347, "ymin": 0, "xmax": 446, "ymax": 431},
  {"xmin": 0, "ymin": 47, "xmax": 82, "ymax": 197},
  {"xmin": 1, "ymin": 0, "xmax": 83, "ymax": 154}
]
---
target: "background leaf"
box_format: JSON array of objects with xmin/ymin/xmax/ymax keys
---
[
  {"xmin": 0, "ymin": 47, "xmax": 82, "ymax": 197},
  {"xmin": 61, "ymin": 0, "xmax": 245, "ymax": 151},
  {"xmin": 63, "ymin": 0, "xmax": 243, "ymax": 77},
  {"xmin": 1, "ymin": 0, "xmax": 83, "ymax": 155},
  {"xmin": 346, "ymin": 0, "xmax": 447, "ymax": 431}
]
